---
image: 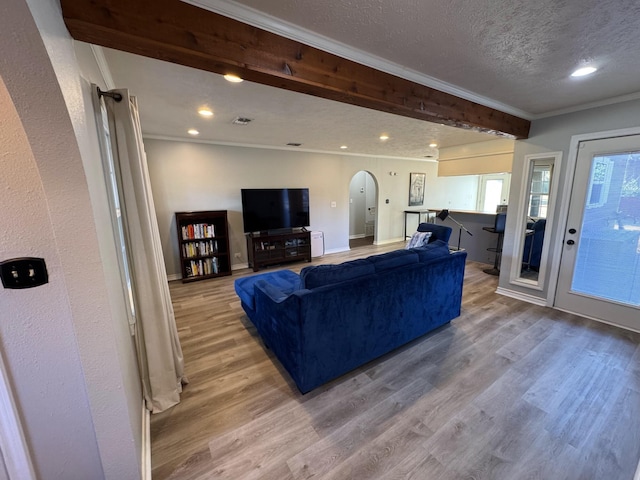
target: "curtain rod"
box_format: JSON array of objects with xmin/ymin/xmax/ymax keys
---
[{"xmin": 96, "ymin": 87, "xmax": 122, "ymax": 102}]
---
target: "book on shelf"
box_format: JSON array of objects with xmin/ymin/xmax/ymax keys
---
[
  {"xmin": 181, "ymin": 223, "xmax": 216, "ymax": 240},
  {"xmin": 186, "ymin": 256, "xmax": 219, "ymax": 277},
  {"xmin": 181, "ymin": 239, "xmax": 219, "ymax": 258}
]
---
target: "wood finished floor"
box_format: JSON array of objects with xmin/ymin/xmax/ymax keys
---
[{"xmin": 151, "ymin": 242, "xmax": 640, "ymax": 480}]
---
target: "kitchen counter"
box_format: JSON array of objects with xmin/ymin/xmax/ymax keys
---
[{"xmin": 425, "ymin": 209, "xmax": 503, "ymax": 265}]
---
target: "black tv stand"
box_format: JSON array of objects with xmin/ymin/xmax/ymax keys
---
[
  {"xmin": 263, "ymin": 228, "xmax": 293, "ymax": 236},
  {"xmin": 246, "ymin": 230, "xmax": 311, "ymax": 272}
]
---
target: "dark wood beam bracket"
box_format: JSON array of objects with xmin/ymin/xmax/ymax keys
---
[{"xmin": 61, "ymin": 0, "xmax": 530, "ymax": 139}]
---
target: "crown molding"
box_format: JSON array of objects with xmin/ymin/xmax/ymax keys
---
[
  {"xmin": 182, "ymin": 0, "xmax": 533, "ymax": 121},
  {"xmin": 143, "ymin": 134, "xmax": 439, "ymax": 162},
  {"xmin": 532, "ymin": 90, "xmax": 640, "ymax": 120}
]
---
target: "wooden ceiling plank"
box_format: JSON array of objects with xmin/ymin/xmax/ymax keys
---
[{"xmin": 61, "ymin": 0, "xmax": 530, "ymax": 139}]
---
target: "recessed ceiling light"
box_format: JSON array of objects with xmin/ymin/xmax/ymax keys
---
[
  {"xmin": 188, "ymin": 129, "xmax": 199, "ymax": 135},
  {"xmin": 198, "ymin": 108, "xmax": 213, "ymax": 117},
  {"xmin": 571, "ymin": 66, "xmax": 597, "ymax": 77},
  {"xmin": 429, "ymin": 142, "xmax": 438, "ymax": 148},
  {"xmin": 224, "ymin": 74, "xmax": 244, "ymax": 83},
  {"xmin": 379, "ymin": 134, "xmax": 389, "ymax": 141},
  {"xmin": 340, "ymin": 145, "xmax": 348, "ymax": 149}
]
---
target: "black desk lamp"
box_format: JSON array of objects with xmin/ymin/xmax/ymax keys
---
[{"xmin": 436, "ymin": 209, "xmax": 473, "ymax": 251}]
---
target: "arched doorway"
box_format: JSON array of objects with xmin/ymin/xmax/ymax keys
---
[{"xmin": 349, "ymin": 171, "xmax": 378, "ymax": 248}]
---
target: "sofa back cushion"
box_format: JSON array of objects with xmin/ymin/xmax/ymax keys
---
[
  {"xmin": 412, "ymin": 239, "xmax": 451, "ymax": 263},
  {"xmin": 416, "ymin": 223, "xmax": 452, "ymax": 243},
  {"xmin": 367, "ymin": 249, "xmax": 419, "ymax": 272},
  {"xmin": 300, "ymin": 258, "xmax": 375, "ymax": 289}
]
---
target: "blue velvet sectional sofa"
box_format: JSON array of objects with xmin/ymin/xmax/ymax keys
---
[{"xmin": 234, "ymin": 225, "xmax": 466, "ymax": 393}]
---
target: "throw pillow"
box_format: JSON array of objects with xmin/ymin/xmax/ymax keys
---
[{"xmin": 405, "ymin": 231, "xmax": 432, "ymax": 249}]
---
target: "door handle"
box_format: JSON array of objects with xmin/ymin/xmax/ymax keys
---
[{"xmin": 566, "ymin": 239, "xmax": 575, "ymax": 245}]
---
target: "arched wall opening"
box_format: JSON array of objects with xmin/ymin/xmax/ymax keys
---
[{"xmin": 348, "ymin": 171, "xmax": 378, "ymax": 248}]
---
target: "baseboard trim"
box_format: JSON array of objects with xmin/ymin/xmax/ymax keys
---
[
  {"xmin": 231, "ymin": 263, "xmax": 249, "ymax": 271},
  {"xmin": 166, "ymin": 273, "xmax": 181, "ymax": 282},
  {"xmin": 349, "ymin": 233, "xmax": 366, "ymax": 239},
  {"xmin": 374, "ymin": 237, "xmax": 405, "ymax": 246},
  {"xmin": 495, "ymin": 287, "xmax": 548, "ymax": 306},
  {"xmin": 324, "ymin": 246, "xmax": 350, "ymax": 255},
  {"xmin": 141, "ymin": 402, "xmax": 151, "ymax": 480},
  {"xmin": 552, "ymin": 306, "xmax": 640, "ymax": 334}
]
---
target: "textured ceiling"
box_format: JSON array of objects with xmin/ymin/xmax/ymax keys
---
[
  {"xmin": 97, "ymin": 0, "xmax": 640, "ymax": 158},
  {"xmin": 196, "ymin": 0, "xmax": 640, "ymax": 116}
]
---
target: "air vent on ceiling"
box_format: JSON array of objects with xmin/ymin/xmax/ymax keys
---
[
  {"xmin": 232, "ymin": 117, "xmax": 252, "ymax": 125},
  {"xmin": 286, "ymin": 142, "xmax": 302, "ymax": 147}
]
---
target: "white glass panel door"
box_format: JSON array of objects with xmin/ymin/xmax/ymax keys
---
[
  {"xmin": 555, "ymin": 135, "xmax": 640, "ymax": 331},
  {"xmin": 478, "ymin": 173, "xmax": 510, "ymax": 212},
  {"xmin": 483, "ymin": 179, "xmax": 503, "ymax": 212}
]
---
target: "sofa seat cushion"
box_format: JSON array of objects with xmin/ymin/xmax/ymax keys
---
[
  {"xmin": 300, "ymin": 258, "xmax": 375, "ymax": 289},
  {"xmin": 411, "ymin": 239, "xmax": 451, "ymax": 263},
  {"xmin": 234, "ymin": 269, "xmax": 300, "ymax": 311},
  {"xmin": 367, "ymin": 249, "xmax": 419, "ymax": 272}
]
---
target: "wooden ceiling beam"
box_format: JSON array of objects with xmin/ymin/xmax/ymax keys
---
[{"xmin": 60, "ymin": 0, "xmax": 530, "ymax": 139}]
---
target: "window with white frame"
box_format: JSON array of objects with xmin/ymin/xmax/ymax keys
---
[
  {"xmin": 98, "ymin": 101, "xmax": 137, "ymax": 331},
  {"xmin": 528, "ymin": 163, "xmax": 552, "ymax": 218}
]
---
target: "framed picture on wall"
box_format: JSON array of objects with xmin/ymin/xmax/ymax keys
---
[{"xmin": 409, "ymin": 172, "xmax": 426, "ymax": 206}]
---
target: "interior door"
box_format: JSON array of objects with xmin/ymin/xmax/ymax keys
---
[{"xmin": 555, "ymin": 135, "xmax": 640, "ymax": 331}]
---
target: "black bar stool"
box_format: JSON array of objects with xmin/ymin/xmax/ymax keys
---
[{"xmin": 482, "ymin": 212, "xmax": 506, "ymax": 276}]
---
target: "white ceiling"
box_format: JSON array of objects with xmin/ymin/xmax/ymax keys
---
[{"xmin": 97, "ymin": 0, "xmax": 640, "ymax": 159}]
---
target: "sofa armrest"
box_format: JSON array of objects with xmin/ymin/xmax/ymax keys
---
[
  {"xmin": 255, "ymin": 279, "xmax": 291, "ymax": 303},
  {"xmin": 254, "ymin": 282, "xmax": 306, "ymax": 387}
]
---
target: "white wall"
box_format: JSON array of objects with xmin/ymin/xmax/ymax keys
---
[
  {"xmin": 365, "ymin": 173, "xmax": 377, "ymax": 225},
  {"xmin": 428, "ymin": 175, "xmax": 480, "ymax": 211},
  {"xmin": 0, "ymin": 1, "xmax": 141, "ymax": 478},
  {"xmin": 145, "ymin": 138, "xmax": 483, "ymax": 277},
  {"xmin": 438, "ymin": 138, "xmax": 515, "ymax": 176},
  {"xmin": 500, "ymin": 98, "xmax": 640, "ymax": 302}
]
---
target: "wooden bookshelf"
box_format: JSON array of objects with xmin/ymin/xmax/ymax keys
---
[{"xmin": 175, "ymin": 210, "xmax": 231, "ymax": 282}]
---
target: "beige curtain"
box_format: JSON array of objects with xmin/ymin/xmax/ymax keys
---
[{"xmin": 103, "ymin": 89, "xmax": 187, "ymax": 413}]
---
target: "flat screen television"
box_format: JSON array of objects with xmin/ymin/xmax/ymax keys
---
[{"xmin": 241, "ymin": 188, "xmax": 310, "ymax": 233}]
